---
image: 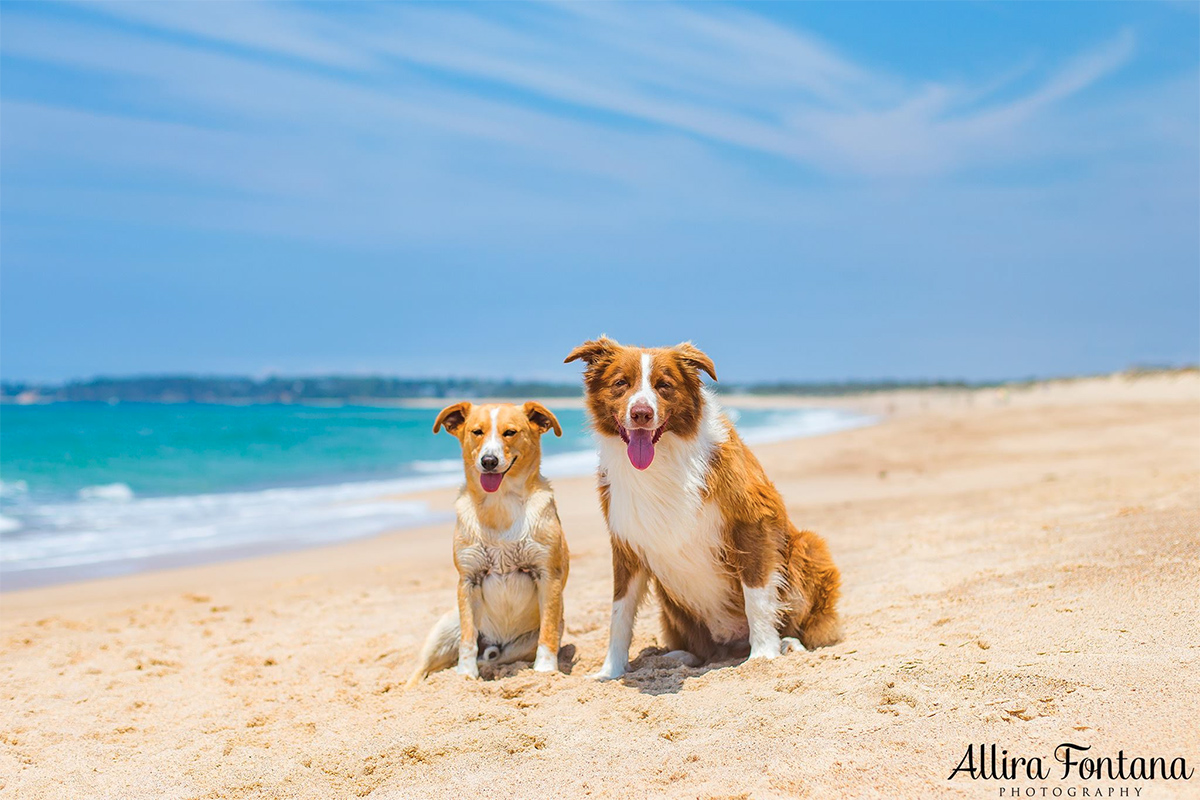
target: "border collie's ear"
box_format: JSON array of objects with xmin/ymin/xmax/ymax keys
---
[
  {"xmin": 564, "ymin": 336, "xmax": 619, "ymax": 366},
  {"xmin": 524, "ymin": 402, "xmax": 562, "ymax": 437},
  {"xmin": 433, "ymin": 402, "xmax": 471, "ymax": 435},
  {"xmin": 674, "ymin": 342, "xmax": 717, "ymax": 382}
]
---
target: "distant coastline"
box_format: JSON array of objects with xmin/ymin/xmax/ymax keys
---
[
  {"xmin": 0, "ymin": 376, "xmax": 580, "ymax": 406},
  {"xmin": 2, "ymin": 366, "xmax": 1194, "ymax": 406}
]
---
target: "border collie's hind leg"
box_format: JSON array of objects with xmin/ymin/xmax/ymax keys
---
[
  {"xmin": 783, "ymin": 527, "xmax": 843, "ymax": 650},
  {"xmin": 780, "ymin": 637, "xmax": 805, "ymax": 654},
  {"xmin": 662, "ymin": 650, "xmax": 702, "ymax": 667}
]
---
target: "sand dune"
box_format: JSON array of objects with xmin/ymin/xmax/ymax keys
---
[{"xmin": 2, "ymin": 374, "xmax": 1197, "ymax": 798}]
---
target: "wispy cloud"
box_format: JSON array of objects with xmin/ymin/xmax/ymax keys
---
[
  {"xmin": 102, "ymin": 2, "xmax": 1138, "ymax": 175},
  {"xmin": 0, "ymin": 2, "xmax": 1189, "ymax": 248},
  {"xmin": 85, "ymin": 0, "xmax": 375, "ymax": 71},
  {"xmin": 4, "ymin": 3, "xmax": 1144, "ymax": 181}
]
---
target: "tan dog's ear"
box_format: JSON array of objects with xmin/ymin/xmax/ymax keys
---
[
  {"xmin": 433, "ymin": 402, "xmax": 471, "ymax": 435},
  {"xmin": 524, "ymin": 402, "xmax": 562, "ymax": 437},
  {"xmin": 674, "ymin": 342, "xmax": 717, "ymax": 381},
  {"xmin": 564, "ymin": 336, "xmax": 619, "ymax": 366}
]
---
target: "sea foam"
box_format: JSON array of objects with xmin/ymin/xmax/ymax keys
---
[{"xmin": 77, "ymin": 483, "xmax": 136, "ymax": 502}]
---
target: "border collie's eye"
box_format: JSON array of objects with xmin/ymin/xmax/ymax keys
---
[
  {"xmin": 503, "ymin": 429, "xmax": 517, "ymax": 437},
  {"xmin": 472, "ymin": 429, "xmax": 484, "ymax": 436},
  {"xmin": 613, "ymin": 378, "xmax": 628, "ymax": 388},
  {"xmin": 656, "ymin": 381, "xmax": 672, "ymax": 391}
]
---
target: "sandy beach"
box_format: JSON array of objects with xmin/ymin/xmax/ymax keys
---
[{"xmin": 2, "ymin": 373, "xmax": 1197, "ymax": 799}]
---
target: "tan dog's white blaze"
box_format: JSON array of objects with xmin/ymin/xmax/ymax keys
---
[
  {"xmin": 407, "ymin": 402, "xmax": 569, "ymax": 685},
  {"xmin": 566, "ymin": 337, "xmax": 842, "ymax": 680}
]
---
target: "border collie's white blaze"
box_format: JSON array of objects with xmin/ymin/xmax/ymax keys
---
[{"xmin": 566, "ymin": 337, "xmax": 842, "ymax": 680}]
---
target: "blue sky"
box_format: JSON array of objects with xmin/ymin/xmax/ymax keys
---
[{"xmin": 1, "ymin": 1, "xmax": 1197, "ymax": 383}]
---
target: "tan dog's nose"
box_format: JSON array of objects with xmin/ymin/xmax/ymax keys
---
[
  {"xmin": 630, "ymin": 404, "xmax": 654, "ymax": 427},
  {"xmin": 480, "ymin": 454, "xmax": 499, "ymax": 471}
]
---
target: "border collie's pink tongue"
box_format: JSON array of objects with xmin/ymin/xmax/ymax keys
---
[
  {"xmin": 627, "ymin": 428, "xmax": 655, "ymax": 470},
  {"xmin": 480, "ymin": 472, "xmax": 504, "ymax": 493}
]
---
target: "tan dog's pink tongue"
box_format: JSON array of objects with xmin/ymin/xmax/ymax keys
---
[
  {"xmin": 627, "ymin": 428, "xmax": 655, "ymax": 470},
  {"xmin": 480, "ymin": 472, "xmax": 504, "ymax": 493}
]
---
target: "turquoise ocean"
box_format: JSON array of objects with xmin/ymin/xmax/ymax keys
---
[{"xmin": 0, "ymin": 402, "xmax": 872, "ymax": 588}]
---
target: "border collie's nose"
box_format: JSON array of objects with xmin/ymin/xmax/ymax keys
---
[
  {"xmin": 630, "ymin": 404, "xmax": 654, "ymax": 427},
  {"xmin": 480, "ymin": 454, "xmax": 499, "ymax": 471}
]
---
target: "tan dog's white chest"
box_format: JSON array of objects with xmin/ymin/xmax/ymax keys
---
[
  {"xmin": 455, "ymin": 491, "xmax": 553, "ymax": 646},
  {"xmin": 598, "ymin": 409, "xmax": 747, "ymax": 644}
]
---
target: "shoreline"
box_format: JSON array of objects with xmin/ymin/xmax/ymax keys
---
[
  {"xmin": 0, "ymin": 399, "xmax": 873, "ymax": 593},
  {"xmin": 1, "ymin": 372, "xmax": 1190, "ymax": 604}
]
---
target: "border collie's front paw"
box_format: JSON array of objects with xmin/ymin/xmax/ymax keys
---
[
  {"xmin": 590, "ymin": 660, "xmax": 624, "ymax": 680},
  {"xmin": 747, "ymin": 642, "xmax": 782, "ymax": 660}
]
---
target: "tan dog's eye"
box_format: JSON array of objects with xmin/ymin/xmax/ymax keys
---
[
  {"xmin": 472, "ymin": 429, "xmax": 484, "ymax": 436},
  {"xmin": 503, "ymin": 430, "xmax": 517, "ymax": 437}
]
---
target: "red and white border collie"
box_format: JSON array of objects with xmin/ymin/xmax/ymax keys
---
[{"xmin": 565, "ymin": 337, "xmax": 841, "ymax": 679}]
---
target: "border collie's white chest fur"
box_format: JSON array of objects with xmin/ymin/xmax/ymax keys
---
[{"xmin": 598, "ymin": 395, "xmax": 748, "ymax": 643}]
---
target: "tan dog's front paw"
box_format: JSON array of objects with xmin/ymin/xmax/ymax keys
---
[{"xmin": 533, "ymin": 645, "xmax": 559, "ymax": 673}]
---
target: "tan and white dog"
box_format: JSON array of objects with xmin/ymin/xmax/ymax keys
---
[
  {"xmin": 407, "ymin": 401, "xmax": 570, "ymax": 686},
  {"xmin": 565, "ymin": 337, "xmax": 842, "ymax": 680}
]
